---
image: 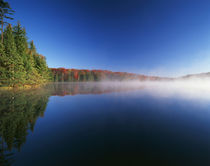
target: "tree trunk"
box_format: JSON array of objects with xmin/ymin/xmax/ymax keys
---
[{"xmin": 1, "ymin": 17, "xmax": 3, "ymax": 43}]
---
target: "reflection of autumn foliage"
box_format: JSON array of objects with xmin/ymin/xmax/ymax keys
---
[
  {"xmin": 51, "ymin": 68, "xmax": 169, "ymax": 82},
  {"xmin": 73, "ymin": 70, "xmax": 79, "ymax": 80},
  {"xmin": 49, "ymin": 82, "xmax": 146, "ymax": 96}
]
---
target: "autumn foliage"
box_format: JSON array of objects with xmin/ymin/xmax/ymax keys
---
[{"xmin": 51, "ymin": 68, "xmax": 166, "ymax": 82}]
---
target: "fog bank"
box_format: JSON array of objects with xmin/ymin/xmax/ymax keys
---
[{"xmin": 98, "ymin": 78, "xmax": 210, "ymax": 100}]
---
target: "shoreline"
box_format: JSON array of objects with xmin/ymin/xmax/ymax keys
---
[{"xmin": 0, "ymin": 83, "xmax": 48, "ymax": 91}]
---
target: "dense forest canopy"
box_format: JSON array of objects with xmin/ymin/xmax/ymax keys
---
[
  {"xmin": 0, "ymin": 22, "xmax": 51, "ymax": 87},
  {"xmin": 51, "ymin": 68, "xmax": 165, "ymax": 82},
  {"xmin": 0, "ymin": 0, "xmax": 50, "ymax": 88}
]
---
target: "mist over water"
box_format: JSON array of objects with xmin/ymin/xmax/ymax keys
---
[
  {"xmin": 1, "ymin": 81, "xmax": 210, "ymax": 166},
  {"xmin": 45, "ymin": 78, "xmax": 210, "ymax": 101},
  {"xmin": 90, "ymin": 78, "xmax": 210, "ymax": 100},
  {"xmin": 138, "ymin": 79, "xmax": 210, "ymax": 100}
]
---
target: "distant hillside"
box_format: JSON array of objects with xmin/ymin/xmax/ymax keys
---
[
  {"xmin": 180, "ymin": 72, "xmax": 210, "ymax": 80},
  {"xmin": 51, "ymin": 68, "xmax": 171, "ymax": 82}
]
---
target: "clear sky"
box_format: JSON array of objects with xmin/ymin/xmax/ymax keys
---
[{"xmin": 8, "ymin": 0, "xmax": 210, "ymax": 76}]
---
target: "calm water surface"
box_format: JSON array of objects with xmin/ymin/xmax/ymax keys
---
[{"xmin": 0, "ymin": 82, "xmax": 209, "ymax": 166}]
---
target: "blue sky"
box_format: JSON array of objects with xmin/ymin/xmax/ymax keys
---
[{"xmin": 8, "ymin": 0, "xmax": 210, "ymax": 76}]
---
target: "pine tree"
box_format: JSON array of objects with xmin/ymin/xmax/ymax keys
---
[
  {"xmin": 0, "ymin": 0, "xmax": 14, "ymax": 43},
  {"xmin": 3, "ymin": 24, "xmax": 26, "ymax": 87},
  {"xmin": 13, "ymin": 22, "xmax": 27, "ymax": 58},
  {"xmin": 0, "ymin": 42, "xmax": 7, "ymax": 85},
  {"xmin": 13, "ymin": 22, "xmax": 40, "ymax": 85},
  {"xmin": 29, "ymin": 41, "xmax": 50, "ymax": 83},
  {"xmin": 0, "ymin": 0, "xmax": 51, "ymax": 88}
]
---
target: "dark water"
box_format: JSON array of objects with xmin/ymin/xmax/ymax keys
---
[{"xmin": 0, "ymin": 82, "xmax": 209, "ymax": 166}]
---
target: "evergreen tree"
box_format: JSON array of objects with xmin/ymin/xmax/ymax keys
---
[
  {"xmin": 3, "ymin": 24, "xmax": 26, "ymax": 87},
  {"xmin": 0, "ymin": 0, "xmax": 14, "ymax": 43},
  {"xmin": 29, "ymin": 41, "xmax": 50, "ymax": 83},
  {"xmin": 13, "ymin": 22, "xmax": 27, "ymax": 58},
  {"xmin": 0, "ymin": 1, "xmax": 50, "ymax": 88},
  {"xmin": 13, "ymin": 22, "xmax": 40, "ymax": 85},
  {"xmin": 0, "ymin": 42, "xmax": 7, "ymax": 85}
]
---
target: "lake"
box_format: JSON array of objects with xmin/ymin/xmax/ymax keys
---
[{"xmin": 0, "ymin": 82, "xmax": 209, "ymax": 166}]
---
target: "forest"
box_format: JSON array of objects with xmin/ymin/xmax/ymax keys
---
[
  {"xmin": 0, "ymin": 23, "xmax": 50, "ymax": 88},
  {"xmin": 0, "ymin": 0, "xmax": 50, "ymax": 88},
  {"xmin": 51, "ymin": 68, "xmax": 163, "ymax": 82},
  {"xmin": 0, "ymin": 0, "xmax": 166, "ymax": 88}
]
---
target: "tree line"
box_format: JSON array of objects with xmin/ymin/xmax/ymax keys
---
[
  {"xmin": 0, "ymin": 23, "xmax": 50, "ymax": 87},
  {"xmin": 0, "ymin": 0, "xmax": 168, "ymax": 88},
  {"xmin": 51, "ymin": 68, "xmax": 162, "ymax": 82},
  {"xmin": 0, "ymin": 0, "xmax": 50, "ymax": 88}
]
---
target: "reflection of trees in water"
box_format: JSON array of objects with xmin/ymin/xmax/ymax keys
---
[
  {"xmin": 0, "ymin": 83, "xmax": 143, "ymax": 165},
  {"xmin": 49, "ymin": 82, "xmax": 144, "ymax": 96},
  {"xmin": 0, "ymin": 89, "xmax": 51, "ymax": 166}
]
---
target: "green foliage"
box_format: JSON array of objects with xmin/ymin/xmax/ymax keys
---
[
  {"xmin": 0, "ymin": 0, "xmax": 50, "ymax": 88},
  {"xmin": 13, "ymin": 23, "xmax": 42, "ymax": 85},
  {"xmin": 3, "ymin": 24, "xmax": 26, "ymax": 87},
  {"xmin": 32, "ymin": 53, "xmax": 50, "ymax": 82},
  {"xmin": 13, "ymin": 22, "xmax": 27, "ymax": 56},
  {"xmin": 0, "ymin": 22, "xmax": 51, "ymax": 87},
  {"xmin": 0, "ymin": 42, "xmax": 7, "ymax": 85},
  {"xmin": 0, "ymin": 0, "xmax": 14, "ymax": 43}
]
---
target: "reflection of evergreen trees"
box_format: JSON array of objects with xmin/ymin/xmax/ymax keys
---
[
  {"xmin": 0, "ymin": 89, "xmax": 51, "ymax": 166},
  {"xmin": 0, "ymin": 82, "xmax": 144, "ymax": 165}
]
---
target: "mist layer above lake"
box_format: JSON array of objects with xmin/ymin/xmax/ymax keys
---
[{"xmin": 0, "ymin": 82, "xmax": 209, "ymax": 166}]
